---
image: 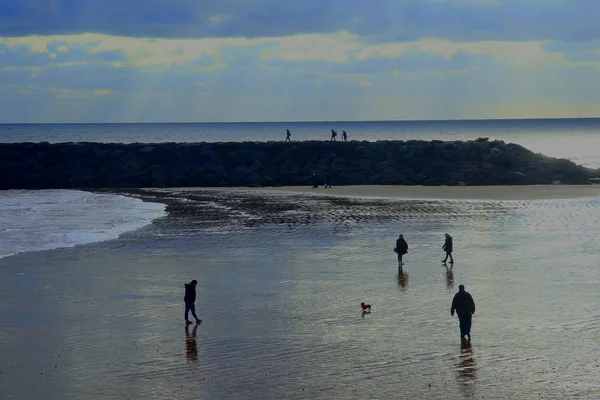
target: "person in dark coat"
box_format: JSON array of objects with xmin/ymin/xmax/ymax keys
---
[
  {"xmin": 324, "ymin": 172, "xmax": 332, "ymax": 188},
  {"xmin": 394, "ymin": 234, "xmax": 409, "ymax": 266},
  {"xmin": 342, "ymin": 131, "xmax": 348, "ymax": 141},
  {"xmin": 285, "ymin": 129, "xmax": 291, "ymax": 142},
  {"xmin": 442, "ymin": 233, "xmax": 454, "ymax": 264},
  {"xmin": 330, "ymin": 129, "xmax": 337, "ymax": 141},
  {"xmin": 312, "ymin": 173, "xmax": 318, "ymax": 188},
  {"xmin": 184, "ymin": 279, "xmax": 201, "ymax": 324},
  {"xmin": 451, "ymin": 284, "xmax": 476, "ymax": 341}
]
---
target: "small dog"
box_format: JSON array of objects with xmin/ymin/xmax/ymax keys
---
[{"xmin": 361, "ymin": 302, "xmax": 371, "ymax": 312}]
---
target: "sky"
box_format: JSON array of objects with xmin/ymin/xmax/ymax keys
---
[{"xmin": 1, "ymin": 0, "xmax": 600, "ymax": 123}]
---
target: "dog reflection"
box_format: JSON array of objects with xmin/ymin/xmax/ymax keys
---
[{"xmin": 185, "ymin": 323, "xmax": 199, "ymax": 362}]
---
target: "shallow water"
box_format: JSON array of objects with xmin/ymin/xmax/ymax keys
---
[{"xmin": 1, "ymin": 192, "xmax": 600, "ymax": 399}]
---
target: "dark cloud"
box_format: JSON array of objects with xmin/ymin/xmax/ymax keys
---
[{"xmin": 2, "ymin": 0, "xmax": 600, "ymax": 42}]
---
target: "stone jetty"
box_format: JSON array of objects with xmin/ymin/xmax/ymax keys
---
[{"xmin": 1, "ymin": 139, "xmax": 598, "ymax": 189}]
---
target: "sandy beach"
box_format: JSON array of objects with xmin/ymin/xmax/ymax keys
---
[
  {"xmin": 3, "ymin": 186, "xmax": 600, "ymax": 399},
  {"xmin": 251, "ymin": 184, "xmax": 600, "ymax": 201}
]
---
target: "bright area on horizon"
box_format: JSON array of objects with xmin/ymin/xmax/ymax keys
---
[{"xmin": 1, "ymin": 0, "xmax": 600, "ymax": 123}]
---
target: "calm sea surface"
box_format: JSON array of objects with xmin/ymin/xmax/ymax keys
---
[
  {"xmin": 1, "ymin": 189, "xmax": 600, "ymax": 399},
  {"xmin": 1, "ymin": 118, "xmax": 600, "ymax": 168}
]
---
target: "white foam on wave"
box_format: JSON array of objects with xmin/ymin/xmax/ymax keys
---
[{"xmin": 0, "ymin": 190, "xmax": 166, "ymax": 259}]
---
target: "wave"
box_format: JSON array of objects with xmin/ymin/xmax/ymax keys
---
[{"xmin": 0, "ymin": 189, "xmax": 166, "ymax": 259}]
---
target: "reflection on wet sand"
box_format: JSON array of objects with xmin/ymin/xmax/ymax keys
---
[
  {"xmin": 446, "ymin": 265, "xmax": 454, "ymax": 290},
  {"xmin": 185, "ymin": 323, "xmax": 199, "ymax": 363},
  {"xmin": 397, "ymin": 267, "xmax": 409, "ymax": 290},
  {"xmin": 456, "ymin": 339, "xmax": 477, "ymax": 398}
]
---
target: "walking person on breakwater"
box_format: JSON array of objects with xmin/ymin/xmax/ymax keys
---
[
  {"xmin": 451, "ymin": 284, "xmax": 476, "ymax": 341},
  {"xmin": 342, "ymin": 131, "xmax": 347, "ymax": 141},
  {"xmin": 394, "ymin": 234, "xmax": 409, "ymax": 266},
  {"xmin": 324, "ymin": 172, "xmax": 332, "ymax": 188},
  {"xmin": 442, "ymin": 233, "xmax": 454, "ymax": 264},
  {"xmin": 312, "ymin": 173, "xmax": 318, "ymax": 188},
  {"xmin": 285, "ymin": 129, "xmax": 291, "ymax": 142},
  {"xmin": 184, "ymin": 279, "xmax": 202, "ymax": 325},
  {"xmin": 330, "ymin": 129, "xmax": 338, "ymax": 141}
]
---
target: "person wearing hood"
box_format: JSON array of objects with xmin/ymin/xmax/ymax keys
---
[
  {"xmin": 394, "ymin": 234, "xmax": 409, "ymax": 266},
  {"xmin": 184, "ymin": 279, "xmax": 201, "ymax": 325},
  {"xmin": 442, "ymin": 233, "xmax": 454, "ymax": 264}
]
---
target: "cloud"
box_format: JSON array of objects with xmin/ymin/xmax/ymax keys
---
[
  {"xmin": 94, "ymin": 89, "xmax": 112, "ymax": 96},
  {"xmin": 2, "ymin": 0, "xmax": 600, "ymax": 43},
  {"xmin": 2, "ymin": 2, "xmax": 600, "ymax": 123},
  {"xmin": 0, "ymin": 31, "xmax": 568, "ymax": 69}
]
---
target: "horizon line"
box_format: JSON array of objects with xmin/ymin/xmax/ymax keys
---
[{"xmin": 1, "ymin": 116, "xmax": 600, "ymax": 125}]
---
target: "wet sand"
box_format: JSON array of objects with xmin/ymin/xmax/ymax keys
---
[
  {"xmin": 253, "ymin": 184, "xmax": 600, "ymax": 200},
  {"xmin": 2, "ymin": 187, "xmax": 600, "ymax": 399}
]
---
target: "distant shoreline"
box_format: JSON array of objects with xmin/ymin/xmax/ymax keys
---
[{"xmin": 2, "ymin": 116, "xmax": 600, "ymax": 125}]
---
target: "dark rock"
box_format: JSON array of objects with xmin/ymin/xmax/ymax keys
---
[{"xmin": 0, "ymin": 140, "xmax": 594, "ymax": 189}]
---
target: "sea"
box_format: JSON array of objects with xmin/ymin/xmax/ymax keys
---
[
  {"xmin": 1, "ymin": 119, "xmax": 600, "ymax": 399},
  {"xmin": 1, "ymin": 118, "xmax": 599, "ymax": 260}
]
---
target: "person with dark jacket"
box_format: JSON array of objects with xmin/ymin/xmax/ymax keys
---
[
  {"xmin": 451, "ymin": 284, "xmax": 476, "ymax": 341},
  {"xmin": 184, "ymin": 279, "xmax": 201, "ymax": 324},
  {"xmin": 442, "ymin": 233, "xmax": 454, "ymax": 264},
  {"xmin": 394, "ymin": 234, "xmax": 409, "ymax": 266}
]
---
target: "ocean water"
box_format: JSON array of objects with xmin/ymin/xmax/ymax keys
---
[
  {"xmin": 0, "ymin": 190, "xmax": 166, "ymax": 259},
  {"xmin": 1, "ymin": 118, "xmax": 600, "ymax": 168},
  {"xmin": 1, "ymin": 189, "xmax": 600, "ymax": 399}
]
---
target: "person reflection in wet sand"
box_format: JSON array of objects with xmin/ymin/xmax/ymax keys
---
[
  {"xmin": 445, "ymin": 265, "xmax": 454, "ymax": 290},
  {"xmin": 185, "ymin": 323, "xmax": 198, "ymax": 362},
  {"xmin": 397, "ymin": 267, "xmax": 409, "ymax": 290},
  {"xmin": 456, "ymin": 339, "xmax": 477, "ymax": 398}
]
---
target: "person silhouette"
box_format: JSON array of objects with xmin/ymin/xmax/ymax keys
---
[
  {"xmin": 312, "ymin": 173, "xmax": 318, "ymax": 188},
  {"xmin": 184, "ymin": 279, "xmax": 202, "ymax": 324},
  {"xmin": 442, "ymin": 233, "xmax": 454, "ymax": 264},
  {"xmin": 330, "ymin": 129, "xmax": 337, "ymax": 141},
  {"xmin": 394, "ymin": 234, "xmax": 408, "ymax": 266},
  {"xmin": 342, "ymin": 131, "xmax": 347, "ymax": 141},
  {"xmin": 285, "ymin": 129, "xmax": 291, "ymax": 142},
  {"xmin": 324, "ymin": 172, "xmax": 332, "ymax": 188},
  {"xmin": 451, "ymin": 284, "xmax": 476, "ymax": 341}
]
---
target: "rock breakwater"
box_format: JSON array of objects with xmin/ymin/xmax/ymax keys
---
[{"xmin": 1, "ymin": 139, "xmax": 598, "ymax": 189}]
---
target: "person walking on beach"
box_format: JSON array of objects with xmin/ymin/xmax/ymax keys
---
[
  {"xmin": 184, "ymin": 279, "xmax": 201, "ymax": 325},
  {"xmin": 324, "ymin": 172, "xmax": 332, "ymax": 188},
  {"xmin": 285, "ymin": 129, "xmax": 291, "ymax": 142},
  {"xmin": 330, "ymin": 129, "xmax": 338, "ymax": 141},
  {"xmin": 394, "ymin": 234, "xmax": 409, "ymax": 266},
  {"xmin": 442, "ymin": 233, "xmax": 454, "ymax": 264},
  {"xmin": 451, "ymin": 284, "xmax": 476, "ymax": 341},
  {"xmin": 312, "ymin": 173, "xmax": 319, "ymax": 188},
  {"xmin": 342, "ymin": 131, "xmax": 347, "ymax": 141}
]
